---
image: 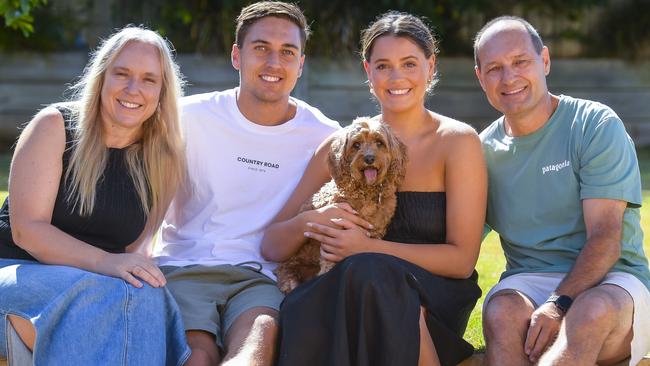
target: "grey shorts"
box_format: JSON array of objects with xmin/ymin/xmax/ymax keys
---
[
  {"xmin": 161, "ymin": 263, "xmax": 284, "ymax": 348},
  {"xmin": 484, "ymin": 272, "xmax": 650, "ymax": 366}
]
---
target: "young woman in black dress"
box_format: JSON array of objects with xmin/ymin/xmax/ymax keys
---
[{"xmin": 262, "ymin": 12, "xmax": 487, "ymax": 366}]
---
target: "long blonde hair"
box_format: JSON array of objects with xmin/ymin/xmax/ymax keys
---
[{"xmin": 65, "ymin": 26, "xmax": 185, "ymax": 233}]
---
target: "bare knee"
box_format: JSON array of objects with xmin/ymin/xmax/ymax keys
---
[
  {"xmin": 223, "ymin": 308, "xmax": 279, "ymax": 364},
  {"xmin": 570, "ymin": 287, "xmax": 630, "ymax": 330},
  {"xmin": 231, "ymin": 308, "xmax": 278, "ymax": 335},
  {"xmin": 482, "ymin": 292, "xmax": 536, "ymax": 366},
  {"xmin": 8, "ymin": 315, "xmax": 35, "ymax": 352},
  {"xmin": 483, "ymin": 291, "xmax": 534, "ymax": 334},
  {"xmin": 240, "ymin": 311, "xmax": 279, "ymax": 351},
  {"xmin": 568, "ymin": 286, "xmax": 634, "ymax": 363},
  {"xmin": 185, "ymin": 330, "xmax": 220, "ymax": 366}
]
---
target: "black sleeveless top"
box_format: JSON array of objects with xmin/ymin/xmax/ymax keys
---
[
  {"xmin": 0, "ymin": 106, "xmax": 148, "ymax": 260},
  {"xmin": 384, "ymin": 191, "xmax": 446, "ymax": 244}
]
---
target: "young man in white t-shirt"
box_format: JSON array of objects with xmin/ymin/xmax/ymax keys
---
[{"xmin": 153, "ymin": 2, "xmax": 339, "ymax": 365}]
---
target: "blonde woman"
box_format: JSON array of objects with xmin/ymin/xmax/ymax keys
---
[{"xmin": 0, "ymin": 26, "xmax": 189, "ymax": 365}]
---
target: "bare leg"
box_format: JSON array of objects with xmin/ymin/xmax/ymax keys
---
[
  {"xmin": 418, "ymin": 307, "xmax": 440, "ymax": 366},
  {"xmin": 483, "ymin": 290, "xmax": 535, "ymax": 366},
  {"xmin": 7, "ymin": 315, "xmax": 35, "ymax": 351},
  {"xmin": 184, "ymin": 330, "xmax": 221, "ymax": 366},
  {"xmin": 221, "ymin": 307, "xmax": 279, "ymax": 366},
  {"xmin": 538, "ymin": 284, "xmax": 633, "ymax": 366}
]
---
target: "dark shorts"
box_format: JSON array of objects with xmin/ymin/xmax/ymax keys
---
[{"xmin": 161, "ymin": 263, "xmax": 284, "ymax": 348}]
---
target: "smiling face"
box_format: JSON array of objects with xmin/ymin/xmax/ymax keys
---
[
  {"xmin": 99, "ymin": 41, "xmax": 162, "ymax": 135},
  {"xmin": 232, "ymin": 16, "xmax": 305, "ymax": 106},
  {"xmin": 475, "ymin": 22, "xmax": 551, "ymax": 120},
  {"xmin": 363, "ymin": 35, "xmax": 434, "ymax": 115}
]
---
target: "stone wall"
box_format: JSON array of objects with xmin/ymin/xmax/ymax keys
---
[{"xmin": 1, "ymin": 53, "xmax": 649, "ymax": 146}]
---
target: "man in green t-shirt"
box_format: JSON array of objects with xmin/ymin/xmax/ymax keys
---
[{"xmin": 474, "ymin": 16, "xmax": 650, "ymax": 366}]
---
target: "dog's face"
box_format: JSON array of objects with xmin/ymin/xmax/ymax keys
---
[{"xmin": 329, "ymin": 117, "xmax": 407, "ymax": 188}]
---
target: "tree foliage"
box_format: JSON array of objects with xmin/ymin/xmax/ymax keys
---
[
  {"xmin": 111, "ymin": 0, "xmax": 606, "ymax": 57},
  {"xmin": 1, "ymin": 0, "xmax": 648, "ymax": 60},
  {"xmin": 585, "ymin": 0, "xmax": 650, "ymax": 60},
  {"xmin": 0, "ymin": 0, "xmax": 47, "ymax": 36},
  {"xmin": 0, "ymin": 0, "xmax": 86, "ymax": 52}
]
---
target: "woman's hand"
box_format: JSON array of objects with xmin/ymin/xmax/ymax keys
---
[
  {"xmin": 304, "ymin": 203, "xmax": 374, "ymax": 231},
  {"xmin": 94, "ymin": 252, "xmax": 167, "ymax": 288},
  {"xmin": 305, "ymin": 218, "xmax": 374, "ymax": 262}
]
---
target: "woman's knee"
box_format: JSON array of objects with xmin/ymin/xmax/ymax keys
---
[
  {"xmin": 125, "ymin": 282, "xmax": 176, "ymax": 315},
  {"xmin": 338, "ymin": 253, "xmax": 414, "ymax": 292},
  {"xmin": 339, "ymin": 253, "xmax": 401, "ymax": 279}
]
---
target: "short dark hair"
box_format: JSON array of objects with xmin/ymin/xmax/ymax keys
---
[
  {"xmin": 235, "ymin": 1, "xmax": 311, "ymax": 53},
  {"xmin": 360, "ymin": 11, "xmax": 439, "ymax": 91},
  {"xmin": 474, "ymin": 15, "xmax": 544, "ymax": 69}
]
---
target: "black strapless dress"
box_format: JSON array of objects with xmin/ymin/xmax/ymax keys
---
[{"xmin": 277, "ymin": 192, "xmax": 481, "ymax": 366}]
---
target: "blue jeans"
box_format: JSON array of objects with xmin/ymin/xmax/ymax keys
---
[{"xmin": 0, "ymin": 259, "xmax": 190, "ymax": 365}]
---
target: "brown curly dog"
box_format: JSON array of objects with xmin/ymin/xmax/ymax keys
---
[{"xmin": 275, "ymin": 117, "xmax": 408, "ymax": 294}]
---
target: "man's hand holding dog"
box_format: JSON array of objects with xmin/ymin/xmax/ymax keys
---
[{"xmin": 305, "ymin": 218, "xmax": 374, "ymax": 262}]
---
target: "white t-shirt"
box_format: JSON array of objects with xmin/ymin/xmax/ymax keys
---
[{"xmin": 153, "ymin": 88, "xmax": 340, "ymax": 278}]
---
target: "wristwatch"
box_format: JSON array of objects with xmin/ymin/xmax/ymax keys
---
[{"xmin": 546, "ymin": 294, "xmax": 573, "ymax": 315}]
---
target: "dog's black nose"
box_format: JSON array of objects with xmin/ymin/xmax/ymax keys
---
[{"xmin": 364, "ymin": 154, "xmax": 375, "ymax": 164}]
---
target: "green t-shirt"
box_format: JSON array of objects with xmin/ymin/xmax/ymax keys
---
[{"xmin": 480, "ymin": 95, "xmax": 650, "ymax": 291}]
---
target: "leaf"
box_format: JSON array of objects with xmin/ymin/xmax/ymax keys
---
[{"xmin": 1, "ymin": 0, "xmax": 46, "ymax": 36}]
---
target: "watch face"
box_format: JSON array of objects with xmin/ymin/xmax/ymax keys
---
[
  {"xmin": 546, "ymin": 295, "xmax": 572, "ymax": 314},
  {"xmin": 555, "ymin": 295, "xmax": 573, "ymax": 313}
]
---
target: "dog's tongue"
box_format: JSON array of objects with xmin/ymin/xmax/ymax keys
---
[{"xmin": 364, "ymin": 168, "xmax": 378, "ymax": 184}]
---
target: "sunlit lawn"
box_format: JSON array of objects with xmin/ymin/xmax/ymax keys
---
[{"xmin": 0, "ymin": 148, "xmax": 649, "ymax": 352}]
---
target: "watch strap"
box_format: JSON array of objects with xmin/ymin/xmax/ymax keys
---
[{"xmin": 546, "ymin": 294, "xmax": 573, "ymax": 314}]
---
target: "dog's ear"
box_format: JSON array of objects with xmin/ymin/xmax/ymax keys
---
[
  {"xmin": 382, "ymin": 123, "xmax": 408, "ymax": 186},
  {"xmin": 328, "ymin": 128, "xmax": 351, "ymax": 185}
]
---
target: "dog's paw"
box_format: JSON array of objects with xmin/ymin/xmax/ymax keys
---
[
  {"xmin": 278, "ymin": 278, "xmax": 299, "ymax": 295},
  {"xmin": 317, "ymin": 260, "xmax": 335, "ymax": 275}
]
